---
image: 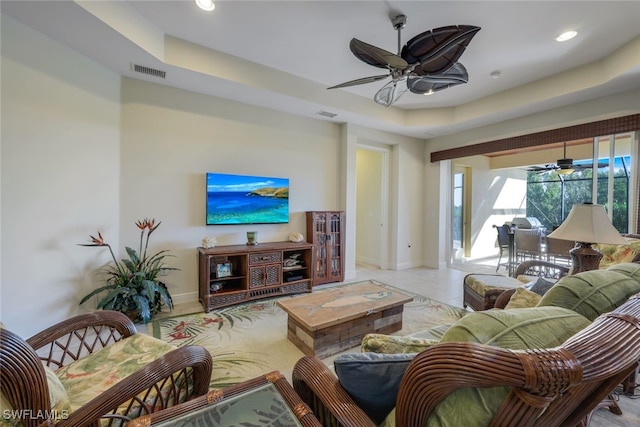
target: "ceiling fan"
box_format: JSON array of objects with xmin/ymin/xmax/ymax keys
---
[
  {"xmin": 328, "ymin": 14, "xmax": 481, "ymax": 107},
  {"xmin": 527, "ymin": 142, "xmax": 603, "ymax": 174}
]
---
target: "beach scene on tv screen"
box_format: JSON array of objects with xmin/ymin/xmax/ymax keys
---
[{"xmin": 206, "ymin": 173, "xmax": 289, "ymax": 225}]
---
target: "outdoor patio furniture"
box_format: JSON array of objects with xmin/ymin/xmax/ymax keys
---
[
  {"xmin": 493, "ymin": 224, "xmax": 512, "ymax": 272},
  {"xmin": 545, "ymin": 236, "xmax": 575, "ymax": 265},
  {"xmin": 515, "ymin": 228, "xmax": 544, "ymax": 263},
  {"xmin": 463, "ymin": 261, "xmax": 569, "ymax": 311}
]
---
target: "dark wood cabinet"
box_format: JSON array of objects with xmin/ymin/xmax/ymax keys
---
[
  {"xmin": 198, "ymin": 241, "xmax": 313, "ymax": 312},
  {"xmin": 306, "ymin": 211, "xmax": 345, "ymax": 285}
]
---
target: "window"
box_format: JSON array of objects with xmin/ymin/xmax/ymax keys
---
[{"xmin": 526, "ymin": 134, "xmax": 632, "ymax": 232}]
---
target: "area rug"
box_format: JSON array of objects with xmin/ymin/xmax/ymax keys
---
[{"xmin": 149, "ymin": 280, "xmax": 468, "ymax": 388}]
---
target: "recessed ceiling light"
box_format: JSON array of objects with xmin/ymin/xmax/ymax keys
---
[
  {"xmin": 556, "ymin": 30, "xmax": 577, "ymax": 42},
  {"xmin": 195, "ymin": 0, "xmax": 215, "ymax": 12}
]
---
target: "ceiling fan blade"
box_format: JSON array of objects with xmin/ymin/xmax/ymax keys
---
[
  {"xmin": 406, "ymin": 62, "xmax": 469, "ymax": 94},
  {"xmin": 527, "ymin": 164, "xmax": 558, "ymax": 173},
  {"xmin": 374, "ymin": 79, "xmax": 408, "ymax": 107},
  {"xmin": 327, "ymin": 74, "xmax": 390, "ymax": 89},
  {"xmin": 573, "ymin": 162, "xmax": 608, "ymax": 170},
  {"xmin": 350, "ymin": 38, "xmax": 409, "ymax": 70},
  {"xmin": 402, "ymin": 25, "xmax": 481, "ymax": 75}
]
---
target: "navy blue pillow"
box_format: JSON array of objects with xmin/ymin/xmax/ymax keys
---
[
  {"xmin": 529, "ymin": 277, "xmax": 555, "ymax": 296},
  {"xmin": 333, "ymin": 352, "xmax": 416, "ymax": 424}
]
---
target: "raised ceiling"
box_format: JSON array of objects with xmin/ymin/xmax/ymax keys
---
[{"xmin": 2, "ymin": 1, "xmax": 640, "ymax": 139}]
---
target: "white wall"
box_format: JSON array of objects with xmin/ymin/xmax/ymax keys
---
[
  {"xmin": 356, "ymin": 148, "xmax": 383, "ymax": 266},
  {"xmin": 1, "ymin": 16, "xmax": 121, "ymax": 336},
  {"xmin": 1, "ymin": 15, "xmax": 430, "ymax": 336},
  {"xmin": 119, "ymin": 78, "xmax": 342, "ymax": 304}
]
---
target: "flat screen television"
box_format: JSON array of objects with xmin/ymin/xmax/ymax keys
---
[{"xmin": 206, "ymin": 172, "xmax": 289, "ymax": 225}]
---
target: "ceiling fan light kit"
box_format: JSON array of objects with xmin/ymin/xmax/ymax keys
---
[{"xmin": 328, "ymin": 14, "xmax": 481, "ymax": 107}]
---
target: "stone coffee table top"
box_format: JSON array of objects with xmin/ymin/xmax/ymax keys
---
[{"xmin": 277, "ymin": 281, "xmax": 413, "ymax": 331}]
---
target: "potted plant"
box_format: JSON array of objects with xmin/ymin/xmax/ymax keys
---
[{"xmin": 79, "ymin": 218, "xmax": 177, "ymax": 323}]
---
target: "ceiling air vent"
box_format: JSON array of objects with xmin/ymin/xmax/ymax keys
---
[
  {"xmin": 316, "ymin": 110, "xmax": 338, "ymax": 118},
  {"xmin": 132, "ymin": 63, "xmax": 166, "ymax": 79}
]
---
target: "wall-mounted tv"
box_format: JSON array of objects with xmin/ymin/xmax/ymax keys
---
[{"xmin": 206, "ymin": 172, "xmax": 289, "ymax": 225}]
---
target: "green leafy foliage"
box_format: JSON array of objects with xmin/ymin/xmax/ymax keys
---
[
  {"xmin": 79, "ymin": 219, "xmax": 178, "ymax": 323},
  {"xmin": 526, "ymin": 160, "xmax": 630, "ymax": 232}
]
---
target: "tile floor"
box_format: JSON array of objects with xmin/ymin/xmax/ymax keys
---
[{"xmin": 166, "ymin": 258, "xmax": 639, "ymax": 426}]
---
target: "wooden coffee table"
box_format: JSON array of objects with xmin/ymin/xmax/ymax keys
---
[{"xmin": 277, "ymin": 281, "xmax": 413, "ymax": 358}]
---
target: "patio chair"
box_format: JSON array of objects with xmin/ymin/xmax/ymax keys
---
[
  {"xmin": 545, "ymin": 236, "xmax": 575, "ymax": 266},
  {"xmin": 493, "ymin": 224, "xmax": 511, "ymax": 272},
  {"xmin": 515, "ymin": 228, "xmax": 544, "ymax": 263},
  {"xmin": 0, "ymin": 311, "xmax": 212, "ymax": 427}
]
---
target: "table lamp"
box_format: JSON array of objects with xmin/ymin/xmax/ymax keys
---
[{"xmin": 547, "ymin": 203, "xmax": 627, "ymax": 274}]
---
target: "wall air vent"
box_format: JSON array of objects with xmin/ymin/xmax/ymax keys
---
[
  {"xmin": 132, "ymin": 64, "xmax": 167, "ymax": 79},
  {"xmin": 316, "ymin": 110, "xmax": 338, "ymax": 118}
]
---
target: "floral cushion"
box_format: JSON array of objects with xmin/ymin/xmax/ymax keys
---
[
  {"xmin": 463, "ymin": 274, "xmax": 523, "ymax": 297},
  {"xmin": 596, "ymin": 238, "xmax": 640, "ymax": 269},
  {"xmin": 55, "ymin": 333, "xmax": 177, "ymax": 418}
]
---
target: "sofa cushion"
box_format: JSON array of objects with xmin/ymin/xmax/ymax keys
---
[
  {"xmin": 361, "ymin": 333, "xmax": 438, "ymax": 354},
  {"xmin": 537, "ymin": 268, "xmax": 640, "ymax": 321},
  {"xmin": 410, "ymin": 324, "xmax": 452, "ymax": 341},
  {"xmin": 334, "ymin": 352, "xmax": 416, "ymax": 424},
  {"xmin": 606, "ymin": 262, "xmax": 640, "ymax": 282},
  {"xmin": 464, "ymin": 274, "xmax": 524, "ymax": 296},
  {"xmin": 439, "ymin": 306, "xmax": 590, "ymax": 349},
  {"xmin": 504, "ymin": 287, "xmax": 541, "ymax": 309},
  {"xmin": 400, "ymin": 307, "xmax": 591, "ymax": 427},
  {"xmin": 55, "ymin": 333, "xmax": 177, "ymax": 415}
]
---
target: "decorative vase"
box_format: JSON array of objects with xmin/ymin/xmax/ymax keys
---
[{"xmin": 247, "ymin": 231, "xmax": 258, "ymax": 245}]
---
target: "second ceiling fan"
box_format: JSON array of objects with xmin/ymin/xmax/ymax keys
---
[
  {"xmin": 328, "ymin": 14, "xmax": 481, "ymax": 107},
  {"xmin": 527, "ymin": 142, "xmax": 603, "ymax": 174}
]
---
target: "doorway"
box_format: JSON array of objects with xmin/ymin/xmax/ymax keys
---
[{"xmin": 356, "ymin": 146, "xmax": 389, "ymax": 269}]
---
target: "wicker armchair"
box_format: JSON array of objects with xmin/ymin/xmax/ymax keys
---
[
  {"xmin": 0, "ymin": 311, "xmax": 212, "ymax": 427},
  {"xmin": 292, "ymin": 293, "xmax": 640, "ymax": 427}
]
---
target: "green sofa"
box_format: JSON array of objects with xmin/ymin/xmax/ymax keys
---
[{"xmin": 292, "ymin": 263, "xmax": 640, "ymax": 426}]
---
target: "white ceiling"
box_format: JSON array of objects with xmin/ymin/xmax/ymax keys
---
[{"xmin": 3, "ymin": 0, "xmax": 640, "ymax": 139}]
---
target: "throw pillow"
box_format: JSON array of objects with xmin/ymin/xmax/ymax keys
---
[
  {"xmin": 421, "ymin": 307, "xmax": 590, "ymax": 427},
  {"xmin": 504, "ymin": 287, "xmax": 541, "ymax": 309},
  {"xmin": 334, "ymin": 352, "xmax": 416, "ymax": 425},
  {"xmin": 537, "ymin": 269, "xmax": 640, "ymax": 321},
  {"xmin": 529, "ymin": 277, "xmax": 555, "ymax": 296},
  {"xmin": 596, "ymin": 239, "xmax": 640, "ymax": 269},
  {"xmin": 360, "ymin": 333, "xmax": 438, "ymax": 354},
  {"xmin": 43, "ymin": 365, "xmax": 71, "ymax": 417}
]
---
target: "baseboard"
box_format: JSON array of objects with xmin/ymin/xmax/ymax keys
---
[{"xmin": 172, "ymin": 291, "xmax": 198, "ymax": 305}]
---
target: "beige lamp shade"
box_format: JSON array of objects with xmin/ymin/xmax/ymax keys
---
[{"xmin": 547, "ymin": 203, "xmax": 626, "ymax": 245}]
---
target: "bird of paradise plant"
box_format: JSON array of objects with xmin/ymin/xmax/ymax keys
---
[{"xmin": 79, "ymin": 218, "xmax": 177, "ymax": 323}]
